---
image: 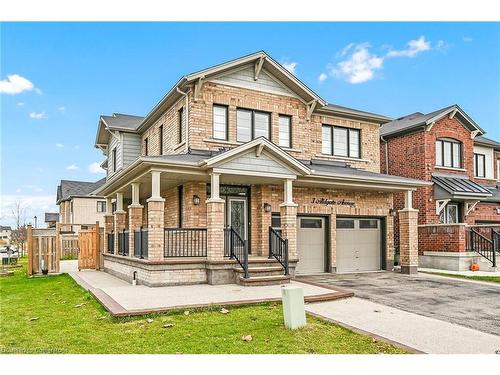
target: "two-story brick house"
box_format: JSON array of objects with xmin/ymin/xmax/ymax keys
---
[
  {"xmin": 380, "ymin": 105, "xmax": 500, "ymax": 271},
  {"xmin": 93, "ymin": 51, "xmax": 427, "ymax": 286}
]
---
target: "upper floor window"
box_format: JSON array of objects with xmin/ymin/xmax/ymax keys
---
[
  {"xmin": 436, "ymin": 138, "xmax": 461, "ymax": 168},
  {"xmin": 497, "ymin": 159, "xmax": 500, "ymax": 180},
  {"xmin": 237, "ymin": 108, "xmax": 270, "ymax": 143},
  {"xmin": 278, "ymin": 115, "xmax": 292, "ymax": 148},
  {"xmin": 97, "ymin": 201, "xmax": 106, "ymax": 213},
  {"xmin": 112, "ymin": 148, "xmax": 117, "ymax": 173},
  {"xmin": 144, "ymin": 137, "xmax": 148, "ymax": 156},
  {"xmin": 178, "ymin": 107, "xmax": 185, "ymax": 143},
  {"xmin": 474, "ymin": 153, "xmax": 486, "ymax": 178},
  {"xmin": 321, "ymin": 125, "xmax": 360, "ymax": 158},
  {"xmin": 213, "ymin": 104, "xmax": 228, "ymax": 140},
  {"xmin": 159, "ymin": 125, "xmax": 164, "ymax": 155}
]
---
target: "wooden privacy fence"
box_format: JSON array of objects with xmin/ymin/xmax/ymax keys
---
[
  {"xmin": 61, "ymin": 234, "xmax": 79, "ymax": 259},
  {"xmin": 27, "ymin": 226, "xmax": 60, "ymax": 276},
  {"xmin": 78, "ymin": 224, "xmax": 102, "ymax": 271}
]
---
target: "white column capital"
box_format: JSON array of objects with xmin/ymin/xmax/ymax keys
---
[
  {"xmin": 130, "ymin": 182, "xmax": 142, "ymax": 207},
  {"xmin": 207, "ymin": 172, "xmax": 224, "ymax": 202},
  {"xmin": 147, "ymin": 170, "xmax": 164, "ymax": 202},
  {"xmin": 280, "ymin": 179, "xmax": 297, "ymax": 207},
  {"xmin": 115, "ymin": 192, "xmax": 125, "ymax": 213}
]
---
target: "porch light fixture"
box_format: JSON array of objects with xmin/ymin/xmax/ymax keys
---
[
  {"xmin": 389, "ymin": 208, "xmax": 396, "ymax": 217},
  {"xmin": 263, "ymin": 203, "xmax": 272, "ymax": 212},
  {"xmin": 496, "ymin": 208, "xmax": 500, "ymax": 215},
  {"xmin": 193, "ymin": 195, "xmax": 201, "ymax": 206}
]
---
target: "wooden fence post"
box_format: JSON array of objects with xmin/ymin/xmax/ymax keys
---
[
  {"xmin": 55, "ymin": 222, "xmax": 61, "ymax": 273},
  {"xmin": 27, "ymin": 225, "xmax": 33, "ymax": 276},
  {"xmin": 95, "ymin": 221, "xmax": 100, "ymax": 270}
]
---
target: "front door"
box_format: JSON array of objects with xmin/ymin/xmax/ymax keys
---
[{"xmin": 228, "ymin": 197, "xmax": 247, "ymax": 241}]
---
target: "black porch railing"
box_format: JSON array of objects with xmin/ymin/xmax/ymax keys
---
[
  {"xmin": 134, "ymin": 227, "xmax": 148, "ymax": 259},
  {"xmin": 224, "ymin": 227, "xmax": 248, "ymax": 278},
  {"xmin": 467, "ymin": 227, "xmax": 496, "ymax": 267},
  {"xmin": 269, "ymin": 227, "xmax": 289, "ymax": 275},
  {"xmin": 164, "ymin": 228, "xmax": 207, "ymax": 257},
  {"xmin": 107, "ymin": 231, "xmax": 114, "ymax": 254},
  {"xmin": 118, "ymin": 229, "xmax": 129, "ymax": 256}
]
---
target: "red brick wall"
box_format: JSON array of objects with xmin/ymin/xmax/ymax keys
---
[{"xmin": 418, "ymin": 224, "xmax": 467, "ymax": 254}]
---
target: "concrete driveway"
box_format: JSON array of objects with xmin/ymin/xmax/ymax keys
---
[{"xmin": 299, "ymin": 272, "xmax": 500, "ymax": 336}]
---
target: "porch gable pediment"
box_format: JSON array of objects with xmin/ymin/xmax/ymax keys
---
[{"xmin": 203, "ymin": 138, "xmax": 311, "ymax": 177}]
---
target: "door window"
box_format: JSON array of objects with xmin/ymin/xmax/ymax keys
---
[
  {"xmin": 439, "ymin": 203, "xmax": 459, "ymax": 224},
  {"xmin": 229, "ymin": 199, "xmax": 247, "ymax": 239},
  {"xmin": 300, "ymin": 218, "xmax": 322, "ymax": 228}
]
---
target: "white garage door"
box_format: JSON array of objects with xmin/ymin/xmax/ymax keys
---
[
  {"xmin": 296, "ymin": 217, "xmax": 325, "ymax": 275},
  {"xmin": 336, "ymin": 218, "xmax": 381, "ymax": 273}
]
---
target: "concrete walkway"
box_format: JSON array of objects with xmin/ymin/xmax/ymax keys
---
[
  {"xmin": 419, "ymin": 267, "xmax": 500, "ymax": 277},
  {"xmin": 68, "ymin": 270, "xmax": 351, "ymax": 316},
  {"xmin": 306, "ymin": 297, "xmax": 500, "ymax": 354}
]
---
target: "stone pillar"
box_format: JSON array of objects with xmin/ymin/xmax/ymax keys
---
[
  {"xmin": 147, "ymin": 171, "xmax": 165, "ymax": 260},
  {"xmin": 103, "ymin": 215, "xmax": 114, "ymax": 253},
  {"xmin": 280, "ymin": 179, "xmax": 298, "ymax": 261},
  {"xmin": 399, "ymin": 208, "xmax": 419, "ymax": 275},
  {"xmin": 128, "ymin": 183, "xmax": 143, "ymax": 258},
  {"xmin": 206, "ymin": 173, "xmax": 225, "ymax": 261}
]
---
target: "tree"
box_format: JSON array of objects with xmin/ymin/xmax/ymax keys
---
[
  {"xmin": 11, "ymin": 226, "xmax": 27, "ymax": 256},
  {"xmin": 10, "ymin": 200, "xmax": 27, "ymax": 256}
]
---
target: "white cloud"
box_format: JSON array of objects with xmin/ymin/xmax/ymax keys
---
[
  {"xmin": 0, "ymin": 194, "xmax": 57, "ymax": 228},
  {"xmin": 0, "ymin": 74, "xmax": 35, "ymax": 95},
  {"xmin": 318, "ymin": 73, "xmax": 328, "ymax": 83},
  {"xmin": 463, "ymin": 36, "xmax": 473, "ymax": 42},
  {"xmin": 386, "ymin": 36, "xmax": 431, "ymax": 58},
  {"xmin": 56, "ymin": 143, "xmax": 64, "ymax": 148},
  {"xmin": 331, "ymin": 43, "xmax": 384, "ymax": 84},
  {"xmin": 29, "ymin": 111, "xmax": 47, "ymax": 120},
  {"xmin": 282, "ymin": 61, "xmax": 298, "ymax": 75},
  {"xmin": 57, "ymin": 106, "xmax": 66, "ymax": 112},
  {"xmin": 66, "ymin": 164, "xmax": 79, "ymax": 171},
  {"xmin": 17, "ymin": 102, "xmax": 25, "ymax": 106},
  {"xmin": 88, "ymin": 162, "xmax": 105, "ymax": 174}
]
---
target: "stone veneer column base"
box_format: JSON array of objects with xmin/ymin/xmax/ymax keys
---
[
  {"xmin": 399, "ymin": 208, "xmax": 419, "ymax": 275},
  {"xmin": 128, "ymin": 205, "xmax": 143, "ymax": 258},
  {"xmin": 280, "ymin": 203, "xmax": 298, "ymax": 260},
  {"xmin": 114, "ymin": 211, "xmax": 127, "ymax": 254},
  {"xmin": 103, "ymin": 214, "xmax": 114, "ymax": 254},
  {"xmin": 206, "ymin": 199, "xmax": 225, "ymax": 268},
  {"xmin": 147, "ymin": 198, "xmax": 165, "ymax": 260}
]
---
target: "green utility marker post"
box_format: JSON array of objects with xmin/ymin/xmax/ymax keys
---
[{"xmin": 281, "ymin": 285, "xmax": 306, "ymax": 329}]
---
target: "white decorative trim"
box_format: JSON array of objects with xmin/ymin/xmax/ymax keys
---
[
  {"xmin": 434, "ymin": 166, "xmax": 467, "ymax": 172},
  {"xmin": 254, "ymin": 56, "xmax": 265, "ymax": 80},
  {"xmin": 315, "ymin": 154, "xmax": 371, "ymax": 163},
  {"xmin": 435, "ymin": 199, "xmax": 450, "ymax": 215},
  {"xmin": 465, "ymin": 200, "xmax": 480, "ymax": 216}
]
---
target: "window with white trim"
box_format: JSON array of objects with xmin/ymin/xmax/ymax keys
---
[
  {"xmin": 212, "ymin": 104, "xmax": 228, "ymax": 140},
  {"xmin": 321, "ymin": 125, "xmax": 360, "ymax": 158},
  {"xmin": 439, "ymin": 203, "xmax": 459, "ymax": 224},
  {"xmin": 97, "ymin": 201, "xmax": 106, "ymax": 213},
  {"xmin": 236, "ymin": 108, "xmax": 270, "ymax": 142},
  {"xmin": 278, "ymin": 115, "xmax": 291, "ymax": 148},
  {"xmin": 474, "ymin": 153, "xmax": 486, "ymax": 178},
  {"xmin": 436, "ymin": 138, "xmax": 461, "ymax": 168}
]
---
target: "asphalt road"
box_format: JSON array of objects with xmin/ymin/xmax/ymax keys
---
[{"xmin": 299, "ymin": 272, "xmax": 500, "ymax": 336}]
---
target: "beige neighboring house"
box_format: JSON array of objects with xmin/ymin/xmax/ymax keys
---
[
  {"xmin": 0, "ymin": 225, "xmax": 12, "ymax": 246},
  {"xmin": 44, "ymin": 213, "xmax": 59, "ymax": 228},
  {"xmin": 93, "ymin": 51, "xmax": 428, "ymax": 287},
  {"xmin": 56, "ymin": 179, "xmax": 107, "ymax": 231}
]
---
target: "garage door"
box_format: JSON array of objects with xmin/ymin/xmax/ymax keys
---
[
  {"xmin": 336, "ymin": 218, "xmax": 381, "ymax": 273},
  {"xmin": 296, "ymin": 217, "xmax": 325, "ymax": 274}
]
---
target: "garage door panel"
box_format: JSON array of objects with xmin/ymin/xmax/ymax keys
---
[
  {"xmin": 336, "ymin": 218, "xmax": 381, "ymax": 273},
  {"xmin": 296, "ymin": 217, "xmax": 325, "ymax": 274}
]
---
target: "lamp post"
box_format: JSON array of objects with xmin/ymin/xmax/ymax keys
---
[{"xmin": 34, "ymin": 216, "xmax": 38, "ymax": 229}]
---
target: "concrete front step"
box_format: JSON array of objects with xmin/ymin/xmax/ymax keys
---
[
  {"xmin": 233, "ymin": 266, "xmax": 285, "ymax": 277},
  {"xmin": 237, "ymin": 275, "xmax": 291, "ymax": 286}
]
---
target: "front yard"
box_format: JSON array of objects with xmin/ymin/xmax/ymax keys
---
[{"xmin": 0, "ymin": 260, "xmax": 406, "ymax": 354}]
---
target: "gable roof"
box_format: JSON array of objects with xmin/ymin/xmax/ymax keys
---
[
  {"xmin": 317, "ymin": 104, "xmax": 392, "ymax": 124},
  {"xmin": 44, "ymin": 213, "xmax": 59, "ymax": 223},
  {"xmin": 474, "ymin": 135, "xmax": 500, "ymax": 150},
  {"xmin": 95, "ymin": 113, "xmax": 144, "ymax": 147},
  {"xmin": 56, "ymin": 178, "xmax": 106, "ymax": 204},
  {"xmin": 380, "ymin": 104, "xmax": 484, "ymax": 138}
]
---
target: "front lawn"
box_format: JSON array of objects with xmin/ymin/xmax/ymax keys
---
[
  {"xmin": 0, "ymin": 260, "xmax": 407, "ymax": 354},
  {"xmin": 422, "ymin": 271, "xmax": 500, "ymax": 284}
]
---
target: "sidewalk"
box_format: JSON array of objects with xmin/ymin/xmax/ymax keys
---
[
  {"xmin": 419, "ymin": 267, "xmax": 500, "ymax": 277},
  {"xmin": 306, "ymin": 297, "xmax": 500, "ymax": 354}
]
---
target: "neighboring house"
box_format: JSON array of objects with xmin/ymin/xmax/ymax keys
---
[
  {"xmin": 44, "ymin": 213, "xmax": 59, "ymax": 228},
  {"xmin": 380, "ymin": 104, "xmax": 500, "ymax": 271},
  {"xmin": 0, "ymin": 225, "xmax": 12, "ymax": 245},
  {"xmin": 93, "ymin": 51, "xmax": 427, "ymax": 287},
  {"xmin": 56, "ymin": 179, "xmax": 107, "ymax": 230}
]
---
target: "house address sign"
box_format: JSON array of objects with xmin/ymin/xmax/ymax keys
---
[{"xmin": 310, "ymin": 198, "xmax": 355, "ymax": 207}]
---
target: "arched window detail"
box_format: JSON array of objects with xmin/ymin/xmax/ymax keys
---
[{"xmin": 436, "ymin": 138, "xmax": 462, "ymax": 168}]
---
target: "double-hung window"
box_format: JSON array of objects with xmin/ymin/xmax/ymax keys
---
[
  {"xmin": 236, "ymin": 108, "xmax": 270, "ymax": 142},
  {"xmin": 144, "ymin": 137, "xmax": 148, "ymax": 156},
  {"xmin": 321, "ymin": 125, "xmax": 360, "ymax": 158},
  {"xmin": 178, "ymin": 107, "xmax": 185, "ymax": 143},
  {"xmin": 212, "ymin": 104, "xmax": 228, "ymax": 140},
  {"xmin": 436, "ymin": 138, "xmax": 461, "ymax": 168},
  {"xmin": 112, "ymin": 148, "xmax": 117, "ymax": 172},
  {"xmin": 278, "ymin": 115, "xmax": 292, "ymax": 148},
  {"xmin": 159, "ymin": 125, "xmax": 163, "ymax": 155},
  {"xmin": 474, "ymin": 153, "xmax": 486, "ymax": 178},
  {"xmin": 97, "ymin": 201, "xmax": 106, "ymax": 213}
]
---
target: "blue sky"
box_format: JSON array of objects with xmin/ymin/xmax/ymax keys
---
[{"xmin": 1, "ymin": 22, "xmax": 499, "ymax": 227}]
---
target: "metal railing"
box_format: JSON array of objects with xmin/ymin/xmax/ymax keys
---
[
  {"xmin": 269, "ymin": 227, "xmax": 289, "ymax": 275},
  {"xmin": 107, "ymin": 231, "xmax": 114, "ymax": 254},
  {"xmin": 224, "ymin": 227, "xmax": 248, "ymax": 278},
  {"xmin": 134, "ymin": 227, "xmax": 148, "ymax": 259},
  {"xmin": 118, "ymin": 229, "xmax": 129, "ymax": 256},
  {"xmin": 467, "ymin": 227, "xmax": 496, "ymax": 267},
  {"xmin": 164, "ymin": 228, "xmax": 207, "ymax": 257}
]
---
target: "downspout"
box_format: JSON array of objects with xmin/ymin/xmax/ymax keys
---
[
  {"xmin": 176, "ymin": 86, "xmax": 189, "ymax": 150},
  {"xmin": 380, "ymin": 135, "xmax": 389, "ymax": 174}
]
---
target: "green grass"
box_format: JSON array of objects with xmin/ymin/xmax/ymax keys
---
[
  {"xmin": 422, "ymin": 271, "xmax": 500, "ymax": 284},
  {"xmin": 0, "ymin": 260, "xmax": 407, "ymax": 354}
]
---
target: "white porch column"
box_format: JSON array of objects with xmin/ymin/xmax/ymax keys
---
[
  {"xmin": 130, "ymin": 182, "xmax": 141, "ymax": 207},
  {"xmin": 404, "ymin": 190, "xmax": 413, "ymax": 209},
  {"xmin": 129, "ymin": 182, "xmax": 144, "ymax": 258},
  {"xmin": 116, "ymin": 192, "xmax": 124, "ymax": 212},
  {"xmin": 208, "ymin": 172, "xmax": 221, "ymax": 201},
  {"xmin": 283, "ymin": 179, "xmax": 294, "ymax": 205},
  {"xmin": 150, "ymin": 170, "xmax": 162, "ymax": 200},
  {"xmin": 106, "ymin": 197, "xmax": 113, "ymax": 215},
  {"xmin": 114, "ymin": 192, "xmax": 127, "ymax": 254},
  {"xmin": 147, "ymin": 171, "xmax": 165, "ymax": 260}
]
